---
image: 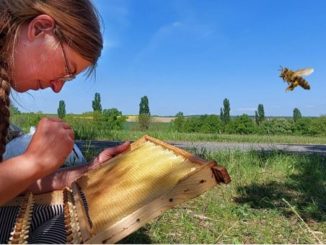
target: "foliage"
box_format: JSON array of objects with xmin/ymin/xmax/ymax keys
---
[
  {"xmin": 259, "ymin": 119, "xmax": 293, "ymax": 135},
  {"xmin": 10, "ymin": 105, "xmax": 21, "ymax": 115},
  {"xmin": 293, "ymin": 108, "xmax": 302, "ymax": 122},
  {"xmin": 255, "ymin": 104, "xmax": 265, "ymax": 125},
  {"xmin": 138, "ymin": 96, "xmax": 151, "ymax": 130},
  {"xmin": 220, "ymin": 98, "xmax": 231, "ymax": 125},
  {"xmin": 200, "ymin": 115, "xmax": 223, "ymax": 133},
  {"xmin": 92, "ymin": 92, "xmax": 102, "ymax": 112},
  {"xmin": 307, "ymin": 116, "xmax": 326, "ymax": 136},
  {"xmin": 64, "ymin": 109, "xmax": 127, "ymax": 140},
  {"xmin": 92, "ymin": 110, "xmax": 102, "ymax": 122},
  {"xmin": 57, "ymin": 100, "xmax": 66, "ymax": 119},
  {"xmin": 174, "ymin": 115, "xmax": 222, "ymax": 134},
  {"xmin": 71, "ymin": 119, "xmax": 97, "ymax": 140},
  {"xmin": 10, "ymin": 113, "xmax": 43, "ymax": 132},
  {"xmin": 226, "ymin": 114, "xmax": 256, "ymax": 134},
  {"xmin": 9, "ymin": 110, "xmax": 326, "ymax": 142},
  {"xmin": 101, "ymin": 108, "xmax": 127, "ymax": 130},
  {"xmin": 139, "ymin": 96, "xmax": 150, "ymax": 115},
  {"xmin": 293, "ymin": 118, "xmax": 311, "ymax": 135},
  {"xmin": 183, "ymin": 116, "xmax": 203, "ymax": 133},
  {"xmin": 138, "ymin": 114, "xmax": 151, "ymax": 131},
  {"xmin": 172, "ymin": 112, "xmax": 185, "ymax": 132},
  {"xmin": 9, "ymin": 112, "xmax": 326, "ymax": 144}
]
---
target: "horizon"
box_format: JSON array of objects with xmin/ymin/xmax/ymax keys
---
[
  {"xmin": 14, "ymin": 110, "xmax": 322, "ymax": 119},
  {"xmin": 12, "ymin": 0, "xmax": 326, "ymax": 117}
]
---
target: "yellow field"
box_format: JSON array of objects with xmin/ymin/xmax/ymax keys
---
[{"xmin": 126, "ymin": 115, "xmax": 175, "ymax": 123}]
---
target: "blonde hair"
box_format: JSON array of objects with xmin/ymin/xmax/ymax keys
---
[{"xmin": 0, "ymin": 0, "xmax": 103, "ymax": 161}]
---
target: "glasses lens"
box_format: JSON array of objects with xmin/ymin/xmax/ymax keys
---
[{"xmin": 60, "ymin": 41, "xmax": 75, "ymax": 81}]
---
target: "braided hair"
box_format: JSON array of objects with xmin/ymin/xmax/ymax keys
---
[{"xmin": 0, "ymin": 8, "xmax": 12, "ymax": 161}]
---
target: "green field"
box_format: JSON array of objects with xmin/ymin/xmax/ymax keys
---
[
  {"xmin": 98, "ymin": 128, "xmax": 326, "ymax": 145},
  {"xmin": 11, "ymin": 113, "xmax": 326, "ymax": 144}
]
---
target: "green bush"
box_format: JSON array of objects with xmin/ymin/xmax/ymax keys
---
[
  {"xmin": 199, "ymin": 115, "xmax": 222, "ymax": 133},
  {"xmin": 172, "ymin": 112, "xmax": 185, "ymax": 132},
  {"xmin": 10, "ymin": 113, "xmax": 43, "ymax": 132},
  {"xmin": 226, "ymin": 114, "xmax": 256, "ymax": 134},
  {"xmin": 259, "ymin": 119, "xmax": 294, "ymax": 135}
]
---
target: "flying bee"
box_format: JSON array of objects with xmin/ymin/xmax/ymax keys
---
[{"xmin": 279, "ymin": 67, "xmax": 314, "ymax": 91}]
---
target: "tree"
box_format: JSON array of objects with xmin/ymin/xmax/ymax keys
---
[
  {"xmin": 10, "ymin": 105, "xmax": 21, "ymax": 115},
  {"xmin": 57, "ymin": 100, "xmax": 66, "ymax": 119},
  {"xmin": 229, "ymin": 114, "xmax": 255, "ymax": 134},
  {"xmin": 92, "ymin": 92, "xmax": 102, "ymax": 112},
  {"xmin": 139, "ymin": 96, "xmax": 150, "ymax": 115},
  {"xmin": 102, "ymin": 108, "xmax": 127, "ymax": 130},
  {"xmin": 220, "ymin": 98, "xmax": 230, "ymax": 124},
  {"xmin": 255, "ymin": 104, "xmax": 265, "ymax": 125},
  {"xmin": 200, "ymin": 115, "xmax": 222, "ymax": 133},
  {"xmin": 293, "ymin": 108, "xmax": 302, "ymax": 122},
  {"xmin": 138, "ymin": 96, "xmax": 151, "ymax": 130},
  {"xmin": 172, "ymin": 112, "xmax": 185, "ymax": 132}
]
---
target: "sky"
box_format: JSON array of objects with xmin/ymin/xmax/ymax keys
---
[{"xmin": 13, "ymin": 0, "xmax": 326, "ymax": 117}]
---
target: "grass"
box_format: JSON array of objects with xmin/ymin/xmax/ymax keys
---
[
  {"xmin": 119, "ymin": 150, "xmax": 326, "ymax": 244},
  {"xmin": 98, "ymin": 130, "xmax": 326, "ymax": 145},
  {"xmin": 90, "ymin": 121, "xmax": 326, "ymax": 144},
  {"xmin": 11, "ymin": 114, "xmax": 326, "ymax": 144}
]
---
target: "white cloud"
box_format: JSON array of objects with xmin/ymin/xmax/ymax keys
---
[{"xmin": 131, "ymin": 20, "xmax": 214, "ymax": 66}]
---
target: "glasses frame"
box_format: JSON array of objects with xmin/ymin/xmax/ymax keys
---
[{"xmin": 58, "ymin": 41, "xmax": 76, "ymax": 82}]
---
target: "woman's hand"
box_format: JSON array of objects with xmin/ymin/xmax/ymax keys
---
[
  {"xmin": 87, "ymin": 141, "xmax": 131, "ymax": 170},
  {"xmin": 24, "ymin": 141, "xmax": 131, "ymax": 194},
  {"xmin": 24, "ymin": 117, "xmax": 74, "ymax": 176}
]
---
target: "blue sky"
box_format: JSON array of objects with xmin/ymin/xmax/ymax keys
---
[{"xmin": 13, "ymin": 0, "xmax": 326, "ymax": 117}]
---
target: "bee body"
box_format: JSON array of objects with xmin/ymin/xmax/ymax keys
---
[{"xmin": 279, "ymin": 67, "xmax": 313, "ymax": 91}]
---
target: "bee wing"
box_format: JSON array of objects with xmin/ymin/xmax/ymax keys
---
[{"xmin": 293, "ymin": 68, "xmax": 314, "ymax": 77}]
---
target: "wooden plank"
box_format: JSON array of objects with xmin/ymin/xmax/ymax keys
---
[
  {"xmin": 129, "ymin": 136, "xmax": 147, "ymax": 151},
  {"xmin": 1, "ymin": 191, "xmax": 63, "ymax": 206},
  {"xmin": 71, "ymin": 183, "xmax": 93, "ymax": 242}
]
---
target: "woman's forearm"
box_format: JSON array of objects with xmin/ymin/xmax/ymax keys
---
[
  {"xmin": 25, "ymin": 163, "xmax": 89, "ymax": 194},
  {"xmin": 0, "ymin": 154, "xmax": 41, "ymax": 205}
]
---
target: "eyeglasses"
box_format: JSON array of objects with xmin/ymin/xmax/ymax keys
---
[{"xmin": 58, "ymin": 41, "xmax": 76, "ymax": 82}]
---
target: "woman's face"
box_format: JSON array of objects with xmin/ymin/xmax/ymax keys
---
[{"xmin": 11, "ymin": 15, "xmax": 92, "ymax": 93}]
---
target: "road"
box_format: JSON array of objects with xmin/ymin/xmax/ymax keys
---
[{"xmin": 75, "ymin": 140, "xmax": 326, "ymax": 156}]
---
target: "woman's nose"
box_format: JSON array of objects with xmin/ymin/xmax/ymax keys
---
[{"xmin": 50, "ymin": 80, "xmax": 65, "ymax": 93}]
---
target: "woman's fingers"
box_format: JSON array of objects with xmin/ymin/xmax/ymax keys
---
[{"xmin": 89, "ymin": 141, "xmax": 131, "ymax": 170}]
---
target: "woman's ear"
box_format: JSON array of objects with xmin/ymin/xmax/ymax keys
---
[{"xmin": 27, "ymin": 14, "xmax": 55, "ymax": 40}]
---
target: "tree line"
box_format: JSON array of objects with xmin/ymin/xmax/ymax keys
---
[
  {"xmin": 56, "ymin": 93, "xmax": 151, "ymax": 131},
  {"xmin": 172, "ymin": 98, "xmax": 326, "ymax": 136},
  {"xmin": 11, "ymin": 95, "xmax": 326, "ymax": 137}
]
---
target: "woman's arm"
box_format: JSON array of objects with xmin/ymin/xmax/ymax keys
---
[
  {"xmin": 25, "ymin": 141, "xmax": 130, "ymax": 194},
  {"xmin": 25, "ymin": 163, "xmax": 89, "ymax": 194},
  {"xmin": 0, "ymin": 117, "xmax": 74, "ymax": 205},
  {"xmin": 0, "ymin": 154, "xmax": 44, "ymax": 205}
]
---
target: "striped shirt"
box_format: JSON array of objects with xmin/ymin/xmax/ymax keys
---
[{"xmin": 0, "ymin": 204, "xmax": 66, "ymax": 244}]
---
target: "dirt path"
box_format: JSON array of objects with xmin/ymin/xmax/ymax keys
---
[{"xmin": 75, "ymin": 140, "xmax": 326, "ymax": 156}]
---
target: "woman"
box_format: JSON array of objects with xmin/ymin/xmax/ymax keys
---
[{"xmin": 0, "ymin": 0, "xmax": 129, "ymax": 242}]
